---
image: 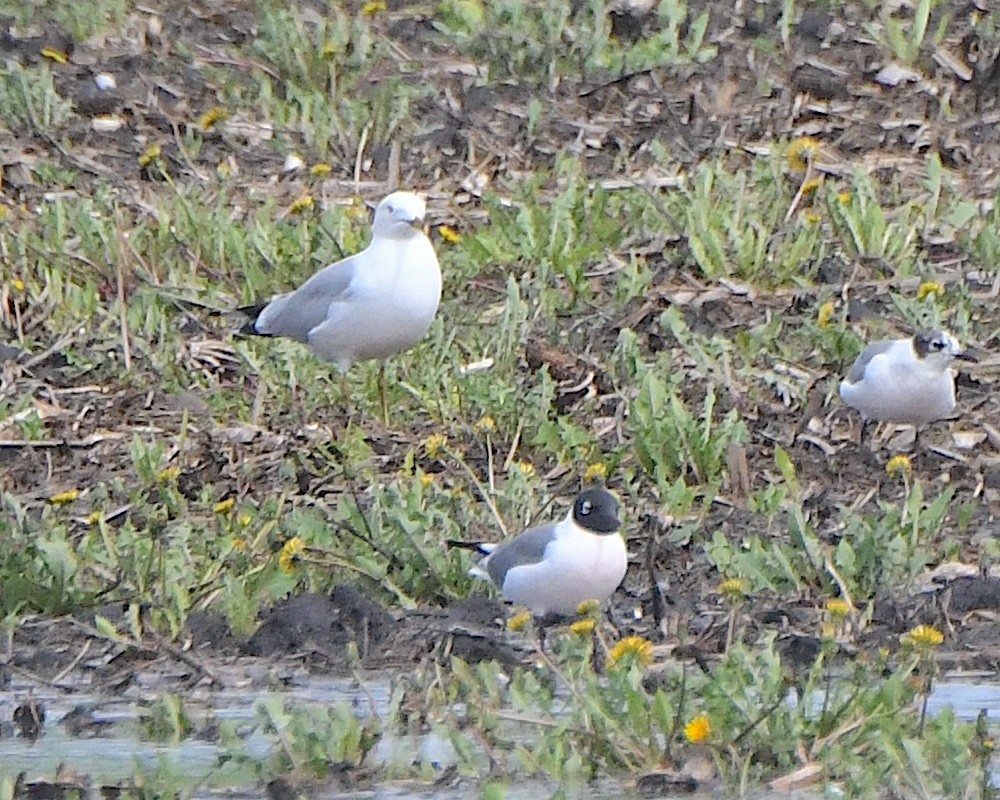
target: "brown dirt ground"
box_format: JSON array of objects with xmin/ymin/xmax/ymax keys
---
[{"xmin": 2, "ymin": 0, "xmax": 1000, "ymax": 698}]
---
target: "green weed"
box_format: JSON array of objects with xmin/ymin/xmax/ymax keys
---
[
  {"xmin": 244, "ymin": 4, "xmax": 429, "ymax": 159},
  {"xmin": 0, "ymin": 62, "xmax": 73, "ymax": 137},
  {"xmin": 415, "ymin": 624, "xmax": 978, "ymax": 794},
  {"xmin": 435, "ymin": 0, "xmax": 714, "ymax": 81},
  {"xmin": 0, "ymin": 0, "xmax": 128, "ymax": 42},
  {"xmin": 257, "ymin": 695, "xmax": 381, "ymax": 778}
]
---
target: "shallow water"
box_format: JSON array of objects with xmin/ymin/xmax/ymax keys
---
[{"xmin": 1, "ymin": 667, "xmax": 997, "ymax": 800}]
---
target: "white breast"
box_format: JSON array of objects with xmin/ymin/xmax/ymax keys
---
[
  {"xmin": 500, "ymin": 524, "xmax": 628, "ymax": 617},
  {"xmin": 306, "ymin": 235, "xmax": 441, "ymax": 370}
]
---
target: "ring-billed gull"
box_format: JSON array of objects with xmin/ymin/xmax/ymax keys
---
[
  {"xmin": 839, "ymin": 329, "xmax": 976, "ymax": 449},
  {"xmin": 241, "ymin": 191, "xmax": 442, "ymax": 419},
  {"xmin": 453, "ymin": 488, "xmax": 628, "ymax": 619}
]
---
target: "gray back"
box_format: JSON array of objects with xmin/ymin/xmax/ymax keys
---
[
  {"xmin": 255, "ymin": 255, "xmax": 358, "ymax": 342},
  {"xmin": 486, "ymin": 525, "xmax": 556, "ymax": 586},
  {"xmin": 846, "ymin": 339, "xmax": 897, "ymax": 384}
]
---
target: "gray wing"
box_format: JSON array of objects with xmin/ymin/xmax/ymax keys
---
[
  {"xmin": 485, "ymin": 524, "xmax": 556, "ymax": 587},
  {"xmin": 845, "ymin": 340, "xmax": 896, "ymax": 384},
  {"xmin": 252, "ymin": 253, "xmax": 360, "ymax": 342}
]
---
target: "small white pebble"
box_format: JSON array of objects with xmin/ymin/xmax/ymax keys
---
[
  {"xmin": 94, "ymin": 72, "xmax": 117, "ymax": 91},
  {"xmin": 91, "ymin": 115, "xmax": 123, "ymax": 132},
  {"xmin": 952, "ymin": 430, "xmax": 987, "ymax": 450},
  {"xmin": 282, "ymin": 153, "xmax": 305, "ymax": 174},
  {"xmin": 459, "ymin": 357, "xmax": 494, "ymax": 376},
  {"xmin": 875, "ymin": 62, "xmax": 921, "ymax": 87}
]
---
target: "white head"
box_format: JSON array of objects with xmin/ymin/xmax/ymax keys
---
[
  {"xmin": 912, "ymin": 330, "xmax": 976, "ymax": 370},
  {"xmin": 371, "ymin": 191, "xmax": 427, "ymax": 239}
]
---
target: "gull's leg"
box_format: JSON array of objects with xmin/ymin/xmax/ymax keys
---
[
  {"xmin": 859, "ymin": 418, "xmax": 871, "ymax": 452},
  {"xmin": 342, "ymin": 373, "xmax": 351, "ymax": 426},
  {"xmin": 536, "ymin": 616, "xmax": 555, "ymax": 652},
  {"xmin": 378, "ymin": 363, "xmax": 389, "ymax": 427},
  {"xmin": 534, "ymin": 612, "xmax": 569, "ymax": 652},
  {"xmin": 859, "ymin": 418, "xmax": 881, "ymax": 467}
]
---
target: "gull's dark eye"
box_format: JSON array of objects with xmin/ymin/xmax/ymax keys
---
[
  {"xmin": 580, "ymin": 500, "xmax": 592, "ymax": 515},
  {"xmin": 934, "ymin": 339, "xmax": 945, "ymax": 350},
  {"xmin": 387, "ymin": 205, "xmax": 395, "ymax": 214}
]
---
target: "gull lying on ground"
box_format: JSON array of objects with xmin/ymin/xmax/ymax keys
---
[
  {"xmin": 839, "ymin": 329, "xmax": 976, "ymax": 442},
  {"xmin": 241, "ymin": 191, "xmax": 442, "ymax": 416},
  {"xmin": 454, "ymin": 488, "xmax": 628, "ymax": 619}
]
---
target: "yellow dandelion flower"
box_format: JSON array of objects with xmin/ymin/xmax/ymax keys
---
[
  {"xmin": 438, "ymin": 225, "xmax": 462, "ymax": 244},
  {"xmin": 40, "ymin": 47, "xmax": 68, "ymax": 64},
  {"xmin": 576, "ymin": 599, "xmax": 601, "ymax": 617},
  {"xmin": 423, "ymin": 433, "xmax": 448, "ymax": 458},
  {"xmin": 217, "ymin": 161, "xmax": 232, "ymax": 178},
  {"xmin": 11, "ymin": 277, "xmax": 24, "ymax": 292},
  {"xmin": 885, "ymin": 455, "xmax": 912, "ymax": 478},
  {"xmin": 289, "ymin": 195, "xmax": 314, "ymax": 215},
  {"xmin": 607, "ymin": 636, "xmax": 654, "ymax": 670},
  {"xmin": 310, "ymin": 163, "xmax": 332, "ymax": 178},
  {"xmin": 345, "ymin": 198, "xmax": 367, "ymax": 218},
  {"xmin": 474, "ymin": 415, "xmax": 496, "ymax": 433},
  {"xmin": 279, "ymin": 536, "xmax": 305, "ymax": 574},
  {"xmin": 213, "ymin": 497, "xmax": 236, "ymax": 514},
  {"xmin": 362, "ymin": 0, "xmax": 386, "ymax": 14},
  {"xmin": 802, "ymin": 176, "xmax": 823, "ymax": 194},
  {"xmin": 50, "ymin": 489, "xmax": 80, "ymax": 506},
  {"xmin": 419, "ymin": 472, "xmax": 434, "ymax": 488},
  {"xmin": 684, "ymin": 714, "xmax": 712, "ymax": 743},
  {"xmin": 232, "ymin": 537, "xmax": 248, "ymax": 553},
  {"xmin": 197, "ymin": 107, "xmax": 229, "ymax": 130},
  {"xmin": 507, "ymin": 610, "xmax": 532, "ymax": 632},
  {"xmin": 803, "ymin": 210, "xmax": 822, "ymax": 225},
  {"xmin": 917, "ymin": 281, "xmax": 944, "ymax": 301},
  {"xmin": 322, "ymin": 42, "xmax": 337, "ymax": 59},
  {"xmin": 239, "ymin": 513, "xmax": 253, "ymax": 528},
  {"xmin": 837, "ymin": 191, "xmax": 852, "ymax": 205},
  {"xmin": 85, "ymin": 511, "xmax": 102, "ymax": 525},
  {"xmin": 817, "ymin": 300, "xmax": 835, "ymax": 329},
  {"xmin": 584, "ymin": 462, "xmax": 608, "ymax": 482},
  {"xmin": 825, "ymin": 598, "xmax": 852, "ymax": 620},
  {"xmin": 511, "ymin": 461, "xmax": 535, "ymax": 477},
  {"xmin": 570, "ymin": 618, "xmax": 596, "ymax": 636},
  {"xmin": 718, "ymin": 577, "xmax": 747, "ymax": 600},
  {"xmin": 138, "ymin": 143, "xmax": 161, "ymax": 167},
  {"xmin": 157, "ymin": 466, "xmax": 181, "ymax": 482},
  {"xmin": 787, "ymin": 136, "xmax": 821, "ymax": 170},
  {"xmin": 901, "ymin": 624, "xmax": 944, "ymax": 649}
]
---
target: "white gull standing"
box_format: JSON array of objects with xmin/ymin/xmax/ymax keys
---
[
  {"xmin": 242, "ymin": 191, "xmax": 442, "ymax": 420},
  {"xmin": 839, "ymin": 329, "xmax": 976, "ymax": 446}
]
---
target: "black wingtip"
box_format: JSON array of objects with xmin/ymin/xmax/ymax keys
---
[
  {"xmin": 445, "ymin": 540, "xmax": 489, "ymax": 554},
  {"xmin": 235, "ymin": 302, "xmax": 269, "ymax": 337},
  {"xmin": 237, "ymin": 301, "xmax": 268, "ymax": 318}
]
